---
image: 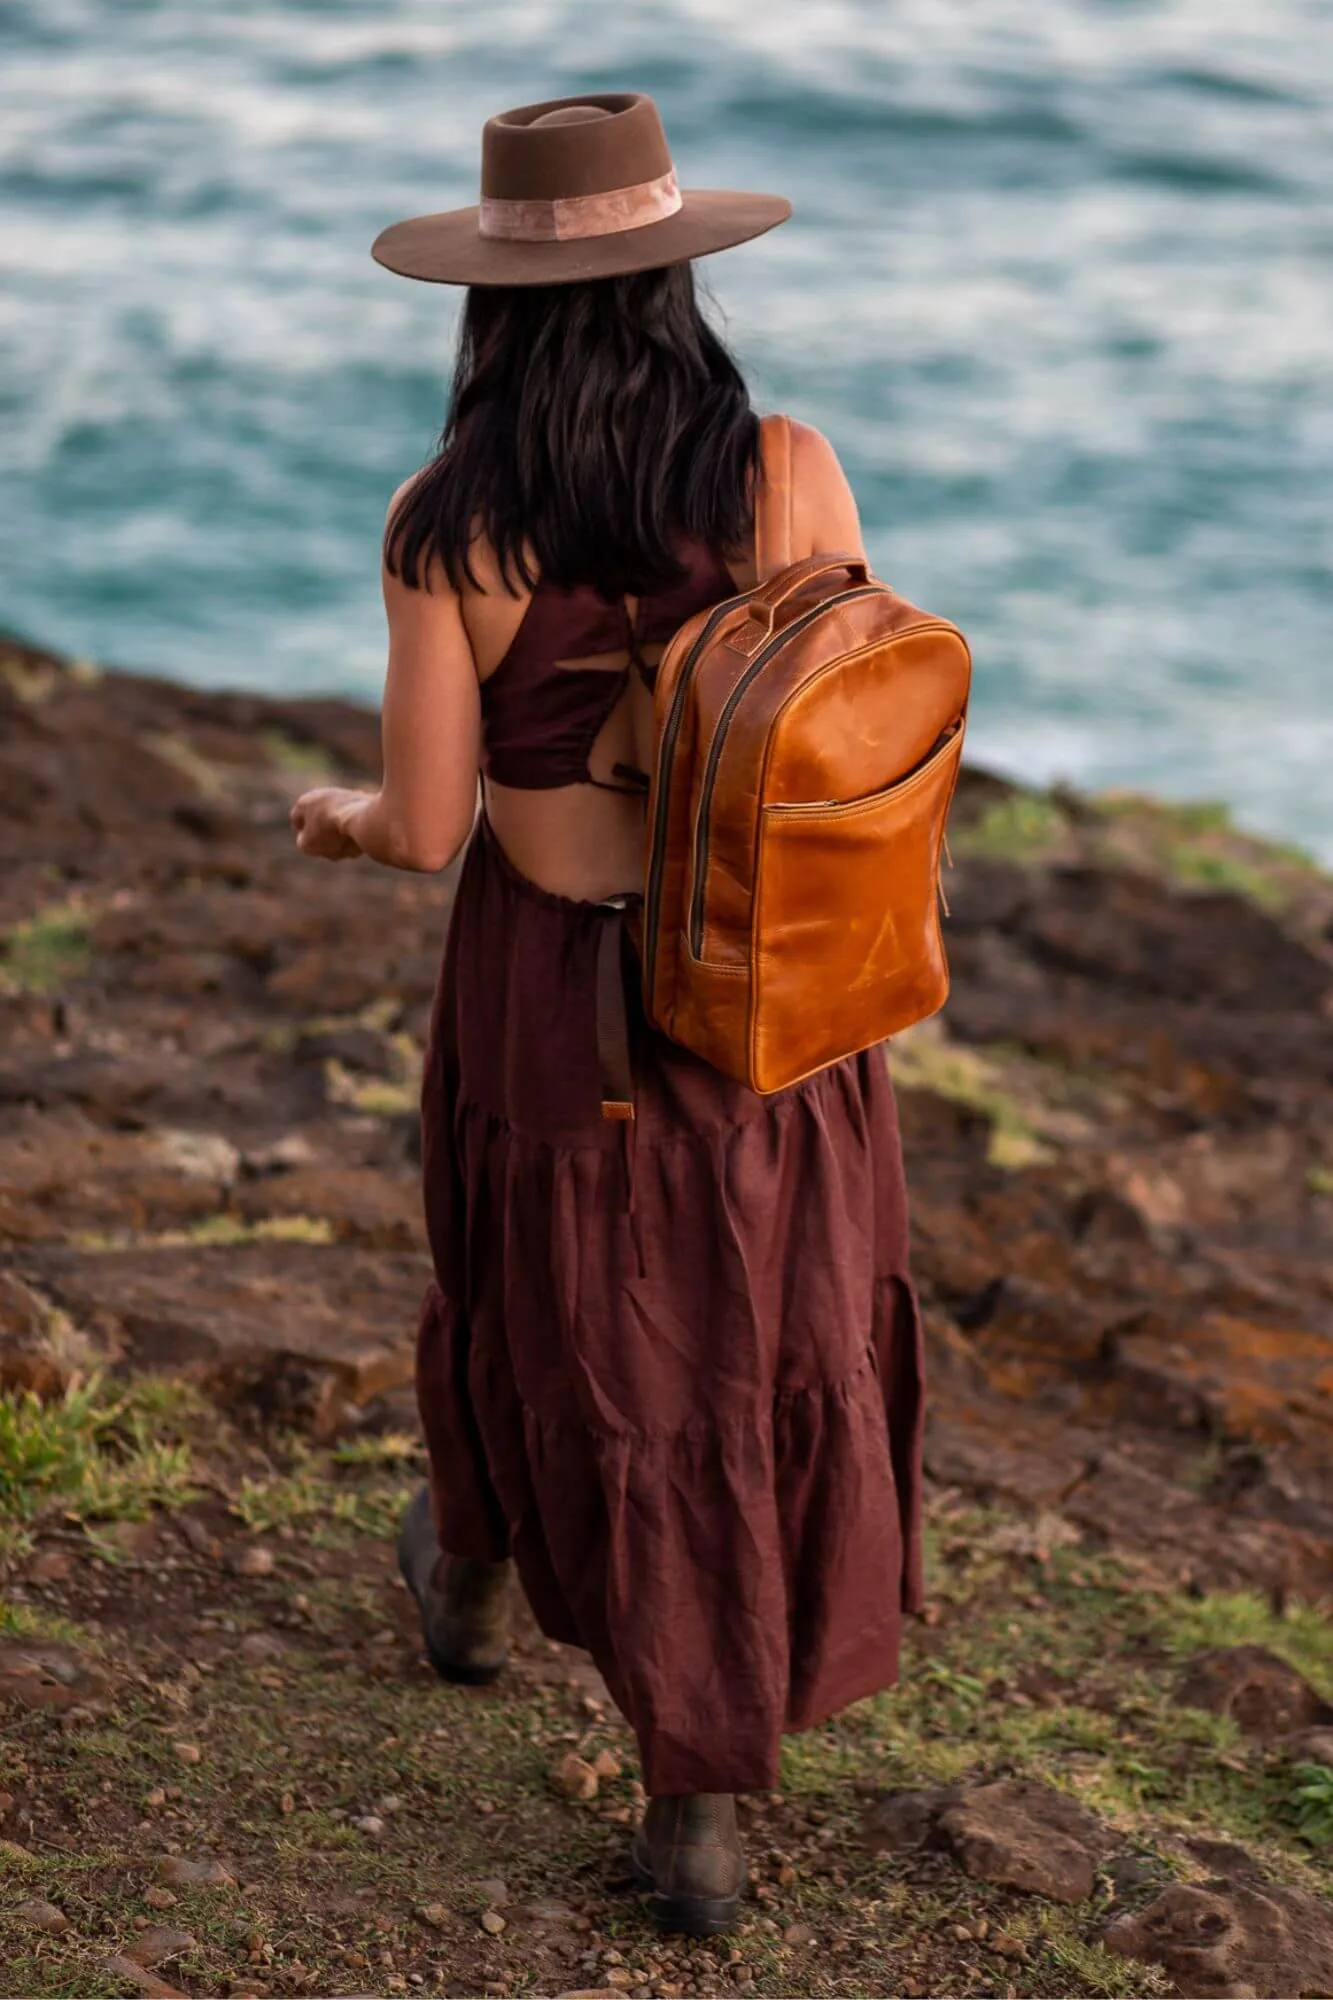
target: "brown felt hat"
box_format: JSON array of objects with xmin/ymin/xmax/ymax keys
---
[{"xmin": 371, "ymin": 92, "xmax": 791, "ymax": 287}]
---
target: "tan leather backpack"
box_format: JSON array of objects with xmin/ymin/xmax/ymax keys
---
[{"xmin": 636, "ymin": 412, "xmax": 971, "ymax": 1098}]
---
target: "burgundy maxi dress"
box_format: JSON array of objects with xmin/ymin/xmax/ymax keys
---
[{"xmin": 415, "ymin": 541, "xmax": 925, "ymax": 1797}]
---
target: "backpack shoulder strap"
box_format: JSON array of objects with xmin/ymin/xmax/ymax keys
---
[{"xmin": 755, "ymin": 413, "xmax": 794, "ymax": 581}]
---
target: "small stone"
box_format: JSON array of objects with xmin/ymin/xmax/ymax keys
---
[
  {"xmin": 524, "ymin": 1898, "xmax": 576, "ymax": 1923},
  {"xmin": 17, "ymin": 1899, "xmax": 69, "ymax": 1935},
  {"xmin": 239, "ymin": 1632, "xmax": 286, "ymax": 1665},
  {"xmin": 144, "ymin": 1789, "xmax": 167, "ymax": 1810},
  {"xmin": 144, "ymin": 1887, "xmax": 178, "ymax": 1911},
  {"xmin": 28, "ymin": 1548, "xmax": 73, "ymax": 1584},
  {"xmin": 173, "ymin": 1742, "xmax": 202, "ymax": 1765},
  {"xmin": 476, "ymin": 1877, "xmax": 509, "ymax": 1906},
  {"xmin": 550, "ymin": 1753, "xmax": 599, "ymax": 1803},
  {"xmin": 481, "ymin": 1909, "xmax": 507, "ymax": 1935},
  {"xmin": 124, "ymin": 1927, "xmax": 196, "ymax": 1969},
  {"xmin": 232, "ymin": 1545, "xmax": 276, "ymax": 1579},
  {"xmin": 279, "ymin": 1792, "xmax": 295, "ymax": 1816},
  {"xmin": 592, "ymin": 1749, "xmax": 622, "ymax": 1782},
  {"xmin": 354, "ymin": 1815, "xmax": 385, "ymax": 1836},
  {"xmin": 101, "ymin": 1957, "xmax": 187, "ymax": 1999},
  {"xmin": 376, "ymin": 1792, "xmax": 405, "ymax": 1813},
  {"xmin": 415, "ymin": 1904, "xmax": 447, "ymax": 1928},
  {"xmin": 783, "ymin": 1924, "xmax": 815, "ymax": 1946},
  {"xmin": 990, "ymin": 1934, "xmax": 1028, "ymax": 1960},
  {"xmin": 157, "ymin": 1856, "xmax": 236, "ymax": 1889},
  {"xmin": 603, "ymin": 1975, "xmax": 634, "ymax": 1992}
]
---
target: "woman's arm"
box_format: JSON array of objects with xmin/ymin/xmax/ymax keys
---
[{"xmin": 292, "ymin": 495, "xmax": 482, "ymax": 873}]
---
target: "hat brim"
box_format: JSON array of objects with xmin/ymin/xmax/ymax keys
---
[{"xmin": 370, "ymin": 189, "xmax": 791, "ymax": 287}]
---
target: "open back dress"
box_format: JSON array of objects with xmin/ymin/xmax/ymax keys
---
[{"xmin": 415, "ymin": 499, "xmax": 925, "ymax": 1796}]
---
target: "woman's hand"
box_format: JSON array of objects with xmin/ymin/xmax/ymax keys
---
[{"xmin": 291, "ymin": 787, "xmax": 369, "ymax": 862}]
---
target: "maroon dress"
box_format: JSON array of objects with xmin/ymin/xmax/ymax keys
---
[{"xmin": 415, "ymin": 543, "xmax": 925, "ymax": 1796}]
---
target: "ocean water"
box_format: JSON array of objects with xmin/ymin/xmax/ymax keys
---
[{"xmin": 2, "ymin": 0, "xmax": 1331, "ymax": 854}]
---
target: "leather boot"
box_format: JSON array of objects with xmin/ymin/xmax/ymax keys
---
[
  {"xmin": 631, "ymin": 1794, "xmax": 747, "ymax": 1935},
  {"xmin": 397, "ymin": 1486, "xmax": 512, "ymax": 1685}
]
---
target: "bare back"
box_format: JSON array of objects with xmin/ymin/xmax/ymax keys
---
[{"xmin": 456, "ymin": 418, "xmax": 865, "ymax": 903}]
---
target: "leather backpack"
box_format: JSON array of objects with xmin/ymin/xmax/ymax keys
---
[{"xmin": 629, "ymin": 412, "xmax": 971, "ymax": 1100}]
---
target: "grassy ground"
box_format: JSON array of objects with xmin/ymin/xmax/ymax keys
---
[{"xmin": 2, "ymin": 1380, "xmax": 1331, "ymax": 1998}]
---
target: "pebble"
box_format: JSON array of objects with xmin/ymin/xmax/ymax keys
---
[
  {"xmin": 173, "ymin": 1742, "xmax": 202, "ymax": 1765},
  {"xmin": 591, "ymin": 1748, "xmax": 622, "ymax": 1781},
  {"xmin": 415, "ymin": 1904, "xmax": 447, "ymax": 1928},
  {"xmin": 143, "ymin": 1887, "xmax": 178, "ymax": 1911},
  {"xmin": 481, "ymin": 1909, "xmax": 507, "ymax": 1935},
  {"xmin": 124, "ymin": 1927, "xmax": 196, "ymax": 1968},
  {"xmin": 144, "ymin": 1789, "xmax": 167, "ymax": 1810},
  {"xmin": 157, "ymin": 1856, "xmax": 236, "ymax": 1889},
  {"xmin": 476, "ymin": 1877, "xmax": 509, "ymax": 1906},
  {"xmin": 232, "ymin": 1545, "xmax": 276, "ymax": 1579},
  {"xmin": 376, "ymin": 1793, "xmax": 405, "ymax": 1814},
  {"xmin": 16, "ymin": 1899, "xmax": 69, "ymax": 1935},
  {"xmin": 101, "ymin": 1955, "xmax": 186, "ymax": 1999},
  {"xmin": 28, "ymin": 1549, "xmax": 73, "ymax": 1584},
  {"xmin": 279, "ymin": 1792, "xmax": 295, "ymax": 1815},
  {"xmin": 523, "ymin": 1898, "xmax": 576, "ymax": 1923},
  {"xmin": 353, "ymin": 1815, "xmax": 385, "ymax": 1836},
  {"xmin": 549, "ymin": 1752, "xmax": 599, "ymax": 1803},
  {"xmin": 238, "ymin": 1632, "xmax": 286, "ymax": 1665}
]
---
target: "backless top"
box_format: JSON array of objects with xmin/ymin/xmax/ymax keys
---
[{"xmin": 480, "ymin": 542, "xmax": 738, "ymax": 793}]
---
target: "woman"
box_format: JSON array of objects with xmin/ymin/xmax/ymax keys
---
[{"xmin": 292, "ymin": 92, "xmax": 924, "ymax": 1939}]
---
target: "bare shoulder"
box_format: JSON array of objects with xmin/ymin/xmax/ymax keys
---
[{"xmin": 783, "ymin": 419, "xmax": 865, "ymax": 560}]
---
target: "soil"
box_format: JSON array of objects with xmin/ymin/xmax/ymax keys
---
[{"xmin": 2, "ymin": 633, "xmax": 1332, "ymax": 1998}]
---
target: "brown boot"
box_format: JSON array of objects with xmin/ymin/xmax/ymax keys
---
[
  {"xmin": 397, "ymin": 1486, "xmax": 512, "ymax": 1685},
  {"xmin": 631, "ymin": 1794, "xmax": 747, "ymax": 1936}
]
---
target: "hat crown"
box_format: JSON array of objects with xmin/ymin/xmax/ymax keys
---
[{"xmin": 481, "ymin": 93, "xmax": 674, "ymax": 203}]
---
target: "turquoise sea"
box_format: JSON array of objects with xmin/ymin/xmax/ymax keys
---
[{"xmin": 2, "ymin": 1, "xmax": 1331, "ymax": 853}]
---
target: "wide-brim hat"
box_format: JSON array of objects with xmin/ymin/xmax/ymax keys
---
[{"xmin": 371, "ymin": 92, "xmax": 791, "ymax": 287}]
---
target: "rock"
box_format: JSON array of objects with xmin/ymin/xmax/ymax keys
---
[
  {"xmin": 1281, "ymin": 1726, "xmax": 1333, "ymax": 1767},
  {"xmin": 238, "ymin": 1631, "xmax": 285, "ymax": 1664},
  {"xmin": 101, "ymin": 1958, "xmax": 187, "ymax": 1999},
  {"xmin": 376, "ymin": 1792, "xmax": 405, "ymax": 1813},
  {"xmin": 480, "ymin": 1909, "xmax": 506, "ymax": 1935},
  {"xmin": 157, "ymin": 1855, "xmax": 235, "ymax": 1889},
  {"xmin": 243, "ymin": 1132, "xmax": 318, "ymax": 1175},
  {"xmin": 143, "ymin": 1887, "xmax": 178, "ymax": 1910},
  {"xmin": 591, "ymin": 1748, "xmax": 622, "ymax": 1782},
  {"xmin": 173, "ymin": 1741, "xmax": 202, "ymax": 1764},
  {"xmin": 937, "ymin": 1778, "xmax": 1114, "ymax": 1903},
  {"xmin": 149, "ymin": 1128, "xmax": 241, "ymax": 1186},
  {"xmin": 524, "ymin": 1898, "xmax": 577, "ymax": 1923},
  {"xmin": 231, "ymin": 1544, "xmax": 276, "ymax": 1579},
  {"xmin": 861, "ymin": 1787, "xmax": 956, "ymax": 1854},
  {"xmin": 16, "ymin": 1898, "xmax": 70, "ymax": 1934},
  {"xmin": 415, "ymin": 1904, "xmax": 447, "ymax": 1928},
  {"xmin": 1176, "ymin": 1645, "xmax": 1333, "ymax": 1737},
  {"xmin": 143, "ymin": 1788, "xmax": 167, "ymax": 1810},
  {"xmin": 353, "ymin": 1815, "xmax": 385, "ymax": 1836},
  {"xmin": 27, "ymin": 1547, "xmax": 73, "ymax": 1584},
  {"xmin": 476, "ymin": 1877, "xmax": 509, "ymax": 1906},
  {"xmin": 549, "ymin": 1753, "xmax": 599, "ymax": 1803},
  {"xmin": 123, "ymin": 1927, "xmax": 196, "ymax": 1968},
  {"xmin": 1105, "ymin": 1873, "xmax": 1333, "ymax": 1998},
  {"xmin": 783, "ymin": 1924, "xmax": 816, "ymax": 1946}
]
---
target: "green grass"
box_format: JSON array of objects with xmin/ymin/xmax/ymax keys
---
[
  {"xmin": 0, "ymin": 1377, "xmax": 201, "ymax": 1529},
  {"xmin": 1, "ymin": 902, "xmax": 93, "ymax": 994},
  {"xmin": 232, "ymin": 1446, "xmax": 417, "ymax": 1542},
  {"xmin": 71, "ymin": 1213, "xmax": 335, "ymax": 1252},
  {"xmin": 950, "ymin": 793, "xmax": 1070, "ymax": 864},
  {"xmin": 259, "ymin": 728, "xmax": 336, "ymax": 776}
]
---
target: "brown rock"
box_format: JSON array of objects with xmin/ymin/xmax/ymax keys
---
[
  {"xmin": 861, "ymin": 1787, "xmax": 956, "ymax": 1854},
  {"xmin": 143, "ymin": 1887, "xmax": 178, "ymax": 1910},
  {"xmin": 591, "ymin": 1748, "xmax": 622, "ymax": 1782},
  {"xmin": 27, "ymin": 1547, "xmax": 73, "ymax": 1584},
  {"xmin": 231, "ymin": 1544, "xmax": 276, "ymax": 1579},
  {"xmin": 1175, "ymin": 1645, "xmax": 1333, "ymax": 1738},
  {"xmin": 101, "ymin": 1958, "xmax": 187, "ymax": 1999},
  {"xmin": 1281, "ymin": 1726, "xmax": 1333, "ymax": 1767},
  {"xmin": 937, "ymin": 1778, "xmax": 1114, "ymax": 1903},
  {"xmin": 1105, "ymin": 1873, "xmax": 1333, "ymax": 1999},
  {"xmin": 173, "ymin": 1740, "xmax": 202, "ymax": 1764},
  {"xmin": 480, "ymin": 1908, "xmax": 506, "ymax": 1935},
  {"xmin": 123, "ymin": 1927, "xmax": 196, "ymax": 1968},
  {"xmin": 157, "ymin": 1855, "xmax": 235, "ymax": 1889},
  {"xmin": 16, "ymin": 1898, "xmax": 70, "ymax": 1934},
  {"xmin": 549, "ymin": 1753, "xmax": 599, "ymax": 1803}
]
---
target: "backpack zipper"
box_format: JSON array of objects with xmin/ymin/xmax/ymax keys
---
[
  {"xmin": 642, "ymin": 590, "xmax": 748, "ymax": 997},
  {"xmin": 688, "ymin": 585, "xmax": 880, "ymax": 958}
]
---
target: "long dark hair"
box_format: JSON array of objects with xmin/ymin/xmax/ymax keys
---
[{"xmin": 385, "ymin": 262, "xmax": 757, "ymax": 599}]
